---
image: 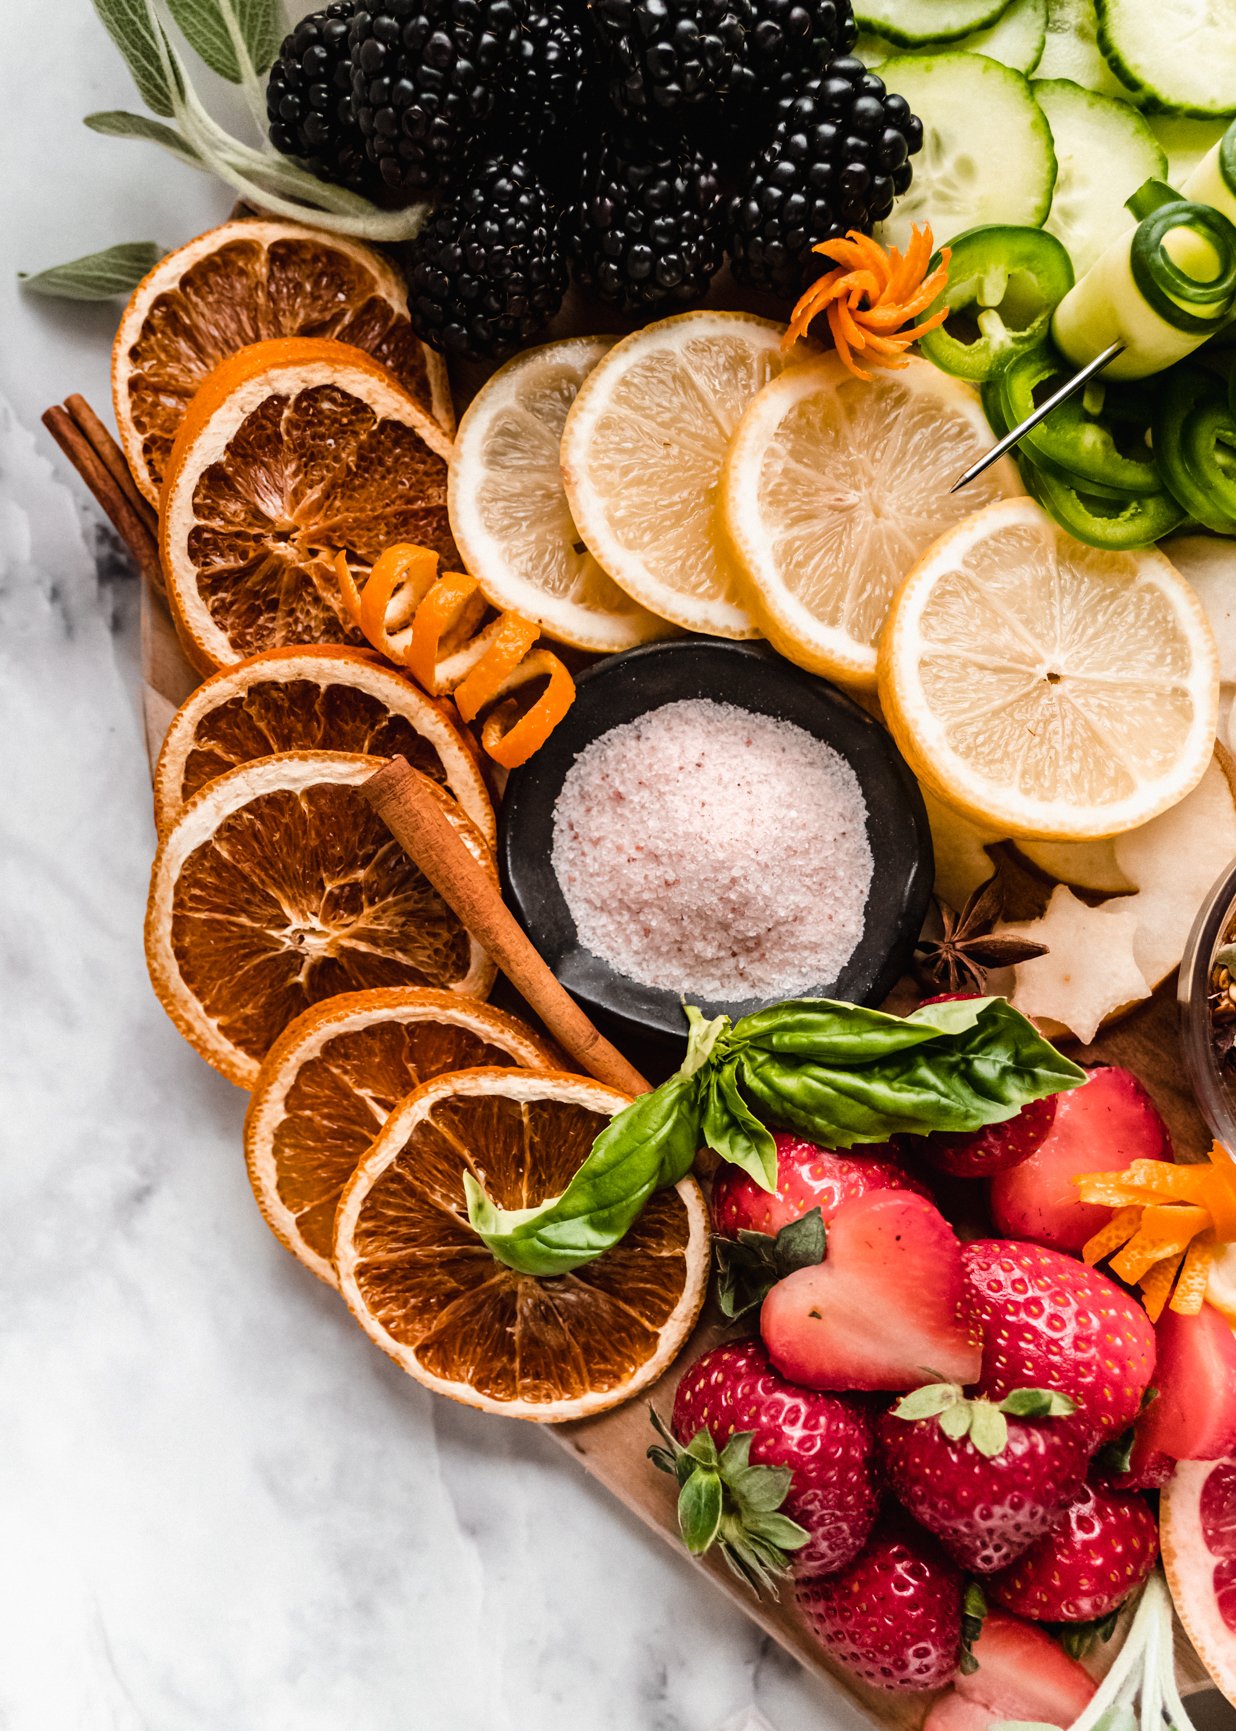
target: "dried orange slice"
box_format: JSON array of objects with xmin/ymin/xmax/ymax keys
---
[
  {"xmin": 113, "ymin": 218, "xmax": 452, "ymax": 507},
  {"xmin": 145, "ymin": 751, "xmax": 496, "ymax": 1089},
  {"xmin": 245, "ymin": 989, "xmax": 557, "ymax": 1285},
  {"xmin": 152, "ymin": 645, "xmax": 492, "ymax": 842},
  {"xmin": 159, "ymin": 337, "xmax": 458, "ymax": 675},
  {"xmin": 335, "ymin": 1068, "xmax": 709, "ymax": 1421}
]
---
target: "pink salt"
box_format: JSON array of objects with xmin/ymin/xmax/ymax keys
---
[{"xmin": 550, "ymin": 698, "xmax": 873, "ymax": 1001}]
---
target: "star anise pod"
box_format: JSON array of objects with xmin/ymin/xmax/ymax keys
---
[{"xmin": 915, "ymin": 874, "xmax": 1048, "ymax": 995}]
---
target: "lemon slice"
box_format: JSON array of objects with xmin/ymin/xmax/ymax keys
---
[
  {"xmin": 560, "ymin": 311, "xmax": 795, "ymax": 638},
  {"xmin": 449, "ymin": 336, "xmax": 672, "ymax": 653},
  {"xmin": 720, "ymin": 355, "xmax": 1020, "ymax": 687},
  {"xmin": 879, "ymin": 496, "xmax": 1220, "ymax": 840}
]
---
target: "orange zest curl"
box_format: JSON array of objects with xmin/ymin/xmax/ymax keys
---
[
  {"xmin": 1075, "ymin": 1147, "xmax": 1236, "ymax": 1321},
  {"xmin": 783, "ymin": 224, "xmax": 952, "ymax": 380},
  {"xmin": 334, "ymin": 545, "xmax": 574, "ymax": 767}
]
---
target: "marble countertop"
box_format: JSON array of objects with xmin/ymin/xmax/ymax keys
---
[{"xmin": 0, "ymin": 6, "xmax": 872, "ymax": 1727}]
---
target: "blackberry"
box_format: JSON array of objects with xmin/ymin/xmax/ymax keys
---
[
  {"xmin": 727, "ymin": 55, "xmax": 922, "ymax": 297},
  {"xmin": 266, "ymin": 3, "xmax": 372, "ymax": 190},
  {"xmin": 349, "ymin": 0, "xmax": 526, "ymax": 195},
  {"xmin": 405, "ymin": 155, "xmax": 567, "ymax": 359},
  {"xmin": 500, "ymin": 1, "xmax": 589, "ymax": 141},
  {"xmin": 729, "ymin": 0, "xmax": 857, "ymax": 109},
  {"xmin": 563, "ymin": 128, "xmax": 725, "ymax": 310},
  {"xmin": 590, "ymin": 0, "xmax": 753, "ymax": 116}
]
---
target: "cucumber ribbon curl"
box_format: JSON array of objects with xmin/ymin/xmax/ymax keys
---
[{"xmin": 464, "ymin": 996, "xmax": 1085, "ymax": 1278}]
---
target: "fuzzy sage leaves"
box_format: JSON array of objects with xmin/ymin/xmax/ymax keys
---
[
  {"xmin": 19, "ymin": 243, "xmax": 165, "ymax": 301},
  {"xmin": 465, "ymin": 996, "xmax": 1086, "ymax": 1279}
]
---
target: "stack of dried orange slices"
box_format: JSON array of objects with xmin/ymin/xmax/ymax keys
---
[{"xmin": 122, "ymin": 218, "xmax": 708, "ymax": 1422}]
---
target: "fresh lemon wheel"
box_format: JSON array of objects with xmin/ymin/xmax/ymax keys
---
[
  {"xmin": 145, "ymin": 752, "xmax": 496, "ymax": 1088},
  {"xmin": 560, "ymin": 311, "xmax": 795, "ymax": 638},
  {"xmin": 113, "ymin": 218, "xmax": 451, "ymax": 507},
  {"xmin": 879, "ymin": 497, "xmax": 1220, "ymax": 840},
  {"xmin": 449, "ymin": 336, "xmax": 671, "ymax": 653},
  {"xmin": 245, "ymin": 989, "xmax": 555, "ymax": 1285},
  {"xmin": 1162, "ymin": 1456, "xmax": 1236, "ymax": 1704},
  {"xmin": 720, "ymin": 355, "xmax": 1020, "ymax": 687},
  {"xmin": 335, "ymin": 1068, "xmax": 709, "ymax": 1421}
]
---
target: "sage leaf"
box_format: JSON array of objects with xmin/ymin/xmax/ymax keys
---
[
  {"xmin": 92, "ymin": 0, "xmax": 178, "ymax": 115},
  {"xmin": 84, "ymin": 110, "xmax": 205, "ymax": 169},
  {"xmin": 18, "ymin": 241, "xmax": 164, "ymax": 301},
  {"xmin": 678, "ymin": 1468, "xmax": 724, "ymax": 1554},
  {"xmin": 166, "ymin": 0, "xmax": 284, "ymax": 81}
]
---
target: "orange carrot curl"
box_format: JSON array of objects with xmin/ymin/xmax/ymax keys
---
[{"xmin": 783, "ymin": 224, "xmax": 951, "ymax": 380}]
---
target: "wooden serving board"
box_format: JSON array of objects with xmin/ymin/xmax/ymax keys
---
[{"xmin": 138, "ymin": 570, "xmax": 1215, "ymax": 1724}]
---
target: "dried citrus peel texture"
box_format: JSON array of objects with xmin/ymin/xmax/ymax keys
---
[
  {"xmin": 784, "ymin": 225, "xmax": 951, "ymax": 380},
  {"xmin": 335, "ymin": 545, "xmax": 574, "ymax": 767},
  {"xmin": 1077, "ymin": 1149, "xmax": 1236, "ymax": 1319}
]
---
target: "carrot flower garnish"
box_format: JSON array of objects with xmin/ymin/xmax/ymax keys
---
[
  {"xmin": 1075, "ymin": 1147, "xmax": 1236, "ymax": 1321},
  {"xmin": 783, "ymin": 224, "xmax": 951, "ymax": 380}
]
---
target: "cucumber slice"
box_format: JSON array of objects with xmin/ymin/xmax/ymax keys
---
[
  {"xmin": 855, "ymin": 0, "xmax": 1046, "ymax": 73},
  {"xmin": 874, "ymin": 54, "xmax": 1057, "ymax": 249},
  {"xmin": 1035, "ymin": 78, "xmax": 1168, "ymax": 274},
  {"xmin": 1097, "ymin": 0, "xmax": 1236, "ymax": 116},
  {"xmin": 854, "ymin": 0, "xmax": 1011, "ymax": 47},
  {"xmin": 1151, "ymin": 115, "xmax": 1231, "ymax": 185},
  {"xmin": 1035, "ymin": 0, "xmax": 1135, "ymax": 100}
]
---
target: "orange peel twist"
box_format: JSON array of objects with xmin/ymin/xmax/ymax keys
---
[
  {"xmin": 783, "ymin": 224, "xmax": 952, "ymax": 380},
  {"xmin": 1075, "ymin": 1147, "xmax": 1236, "ymax": 1321},
  {"xmin": 335, "ymin": 545, "xmax": 574, "ymax": 767}
]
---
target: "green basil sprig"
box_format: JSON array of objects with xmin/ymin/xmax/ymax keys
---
[{"xmin": 465, "ymin": 996, "xmax": 1085, "ymax": 1279}]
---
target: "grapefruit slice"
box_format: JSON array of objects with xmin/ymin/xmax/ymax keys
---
[
  {"xmin": 245, "ymin": 989, "xmax": 556, "ymax": 1285},
  {"xmin": 334, "ymin": 1068, "xmax": 709, "ymax": 1420},
  {"xmin": 159, "ymin": 337, "xmax": 457, "ymax": 674},
  {"xmin": 1163, "ymin": 1455, "xmax": 1236, "ymax": 1703},
  {"xmin": 152, "ymin": 645, "xmax": 492, "ymax": 841},
  {"xmin": 144, "ymin": 752, "xmax": 496, "ymax": 1089},
  {"xmin": 113, "ymin": 218, "xmax": 451, "ymax": 506}
]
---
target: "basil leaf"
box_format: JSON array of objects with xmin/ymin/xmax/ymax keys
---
[
  {"xmin": 84, "ymin": 110, "xmax": 205, "ymax": 169},
  {"xmin": 19, "ymin": 242, "xmax": 164, "ymax": 301},
  {"xmin": 166, "ymin": 0, "xmax": 284, "ymax": 81},
  {"xmin": 463, "ymin": 1072, "xmax": 702, "ymax": 1277},
  {"xmin": 92, "ymin": 0, "xmax": 178, "ymax": 116},
  {"xmin": 700, "ymin": 1058, "xmax": 778, "ymax": 1190}
]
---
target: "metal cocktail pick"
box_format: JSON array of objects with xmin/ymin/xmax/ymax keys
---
[{"xmin": 949, "ymin": 340, "xmax": 1126, "ymax": 492}]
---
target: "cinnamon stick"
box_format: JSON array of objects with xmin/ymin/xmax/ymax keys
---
[
  {"xmin": 366, "ymin": 755, "xmax": 651, "ymax": 1097},
  {"xmin": 65, "ymin": 395, "xmax": 158, "ymax": 540},
  {"xmin": 42, "ymin": 398, "xmax": 164, "ymax": 594}
]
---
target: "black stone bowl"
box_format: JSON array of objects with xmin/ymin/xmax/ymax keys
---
[{"xmin": 500, "ymin": 638, "xmax": 934, "ymax": 1050}]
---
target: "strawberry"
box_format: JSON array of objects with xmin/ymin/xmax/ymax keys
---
[
  {"xmin": 670, "ymin": 1338, "xmax": 878, "ymax": 1576},
  {"xmin": 963, "ymin": 1239, "xmax": 1156, "ymax": 1438},
  {"xmin": 761, "ymin": 1191, "xmax": 983, "ymax": 1391},
  {"xmin": 987, "ymin": 1478, "xmax": 1159, "ymax": 1622},
  {"xmin": 712, "ymin": 1131, "xmax": 927, "ymax": 1237},
  {"xmin": 904, "ymin": 1094, "xmax": 1058, "ymax": 1179},
  {"xmin": 990, "ymin": 1065, "xmax": 1173, "ymax": 1253},
  {"xmin": 923, "ymin": 1610, "xmax": 1096, "ymax": 1731},
  {"xmin": 878, "ymin": 1380, "xmax": 1094, "ymax": 1573},
  {"xmin": 1128, "ymin": 1302, "xmax": 1236, "ymax": 1470},
  {"xmin": 796, "ymin": 1515, "xmax": 964, "ymax": 1691}
]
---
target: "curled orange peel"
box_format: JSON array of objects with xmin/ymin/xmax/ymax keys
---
[
  {"xmin": 1076, "ymin": 1148, "xmax": 1236, "ymax": 1320},
  {"xmin": 334, "ymin": 544, "xmax": 574, "ymax": 766},
  {"xmin": 783, "ymin": 224, "xmax": 952, "ymax": 380}
]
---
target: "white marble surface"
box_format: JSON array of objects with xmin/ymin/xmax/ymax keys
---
[{"xmin": 0, "ymin": 6, "xmax": 874, "ymax": 1727}]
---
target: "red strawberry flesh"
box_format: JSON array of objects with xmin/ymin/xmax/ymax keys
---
[
  {"xmin": 761, "ymin": 1191, "xmax": 982, "ymax": 1391},
  {"xmin": 990, "ymin": 1065, "xmax": 1173, "ymax": 1253},
  {"xmin": 923, "ymin": 1610, "xmax": 1096, "ymax": 1731},
  {"xmin": 1132, "ymin": 1301, "xmax": 1236, "ymax": 1464},
  {"xmin": 796, "ymin": 1516, "xmax": 963, "ymax": 1691},
  {"xmin": 963, "ymin": 1238, "xmax": 1156, "ymax": 1437},
  {"xmin": 987, "ymin": 1478, "xmax": 1159, "ymax": 1622},
  {"xmin": 712, "ymin": 1131, "xmax": 927, "ymax": 1238},
  {"xmin": 671, "ymin": 1338, "xmax": 878, "ymax": 1575}
]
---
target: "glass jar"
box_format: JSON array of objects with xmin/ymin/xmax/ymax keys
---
[{"xmin": 1179, "ymin": 854, "xmax": 1236, "ymax": 1154}]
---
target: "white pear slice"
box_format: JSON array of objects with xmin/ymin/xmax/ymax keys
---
[
  {"xmin": 1014, "ymin": 837, "xmax": 1133, "ymax": 894},
  {"xmin": 1165, "ymin": 536, "xmax": 1236, "ymax": 684},
  {"xmin": 996, "ymin": 887, "xmax": 1149, "ymax": 1044}
]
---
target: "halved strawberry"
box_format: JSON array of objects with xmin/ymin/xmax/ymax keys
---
[
  {"xmin": 761, "ymin": 1191, "xmax": 982, "ymax": 1391},
  {"xmin": 987, "ymin": 1478, "xmax": 1159, "ymax": 1622},
  {"xmin": 990, "ymin": 1065, "xmax": 1173, "ymax": 1252},
  {"xmin": 1131, "ymin": 1302, "xmax": 1236, "ymax": 1469},
  {"xmin": 923, "ymin": 1610, "xmax": 1096, "ymax": 1731}
]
